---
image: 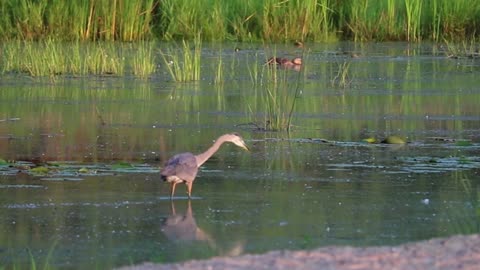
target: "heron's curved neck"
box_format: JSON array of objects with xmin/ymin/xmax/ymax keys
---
[{"xmin": 195, "ymin": 136, "xmax": 227, "ymax": 167}]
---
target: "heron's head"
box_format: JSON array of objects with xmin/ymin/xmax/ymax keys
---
[{"xmin": 227, "ymin": 133, "xmax": 249, "ymax": 151}]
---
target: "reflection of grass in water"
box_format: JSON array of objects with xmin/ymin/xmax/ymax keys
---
[
  {"xmin": 0, "ymin": 237, "xmax": 59, "ymax": 270},
  {"xmin": 159, "ymin": 36, "xmax": 201, "ymax": 82},
  {"xmin": 18, "ymin": 238, "xmax": 59, "ymax": 270},
  {"xmin": 446, "ymin": 171, "xmax": 480, "ymax": 235}
]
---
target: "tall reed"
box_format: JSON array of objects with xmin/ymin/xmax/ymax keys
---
[
  {"xmin": 0, "ymin": 0, "xmax": 156, "ymax": 41},
  {"xmin": 0, "ymin": 0, "xmax": 479, "ymax": 42},
  {"xmin": 262, "ymin": 0, "xmax": 334, "ymax": 42},
  {"xmin": 404, "ymin": 0, "xmax": 423, "ymax": 41}
]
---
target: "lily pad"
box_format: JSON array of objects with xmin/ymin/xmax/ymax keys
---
[
  {"xmin": 111, "ymin": 162, "xmax": 134, "ymax": 169},
  {"xmin": 381, "ymin": 135, "xmax": 406, "ymax": 144},
  {"xmin": 30, "ymin": 166, "xmax": 49, "ymax": 174},
  {"xmin": 455, "ymin": 140, "xmax": 472, "ymax": 147},
  {"xmin": 363, "ymin": 137, "xmax": 377, "ymax": 144},
  {"xmin": 78, "ymin": 167, "xmax": 92, "ymax": 173}
]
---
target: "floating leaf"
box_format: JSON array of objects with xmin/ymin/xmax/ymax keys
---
[
  {"xmin": 363, "ymin": 137, "xmax": 377, "ymax": 144},
  {"xmin": 46, "ymin": 162, "xmax": 61, "ymax": 167},
  {"xmin": 30, "ymin": 166, "xmax": 49, "ymax": 174},
  {"xmin": 78, "ymin": 167, "xmax": 90, "ymax": 173},
  {"xmin": 381, "ymin": 135, "xmax": 406, "ymax": 144},
  {"xmin": 455, "ymin": 140, "xmax": 472, "ymax": 147},
  {"xmin": 111, "ymin": 162, "xmax": 134, "ymax": 169}
]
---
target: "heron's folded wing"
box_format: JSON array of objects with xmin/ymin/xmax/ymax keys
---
[{"xmin": 161, "ymin": 153, "xmax": 198, "ymax": 181}]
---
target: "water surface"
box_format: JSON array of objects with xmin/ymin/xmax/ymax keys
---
[{"xmin": 0, "ymin": 42, "xmax": 479, "ymax": 269}]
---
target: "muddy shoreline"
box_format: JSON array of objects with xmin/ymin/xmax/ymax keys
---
[{"xmin": 118, "ymin": 234, "xmax": 480, "ymax": 270}]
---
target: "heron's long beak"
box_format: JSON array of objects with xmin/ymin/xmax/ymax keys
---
[{"xmin": 241, "ymin": 142, "xmax": 249, "ymax": 152}]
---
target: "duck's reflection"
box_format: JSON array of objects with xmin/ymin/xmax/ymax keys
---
[{"xmin": 161, "ymin": 200, "xmax": 244, "ymax": 256}]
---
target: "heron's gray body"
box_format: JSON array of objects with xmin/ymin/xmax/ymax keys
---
[{"xmin": 161, "ymin": 152, "xmax": 198, "ymax": 184}]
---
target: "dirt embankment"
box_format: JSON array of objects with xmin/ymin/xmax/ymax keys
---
[{"xmin": 118, "ymin": 234, "xmax": 480, "ymax": 270}]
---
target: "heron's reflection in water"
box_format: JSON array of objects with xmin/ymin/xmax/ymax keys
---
[{"xmin": 161, "ymin": 200, "xmax": 244, "ymax": 256}]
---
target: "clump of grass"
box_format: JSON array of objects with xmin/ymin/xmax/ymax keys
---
[
  {"xmin": 83, "ymin": 42, "xmax": 125, "ymax": 75},
  {"xmin": 131, "ymin": 41, "xmax": 156, "ymax": 78},
  {"xmin": 331, "ymin": 60, "xmax": 352, "ymax": 88},
  {"xmin": 160, "ymin": 36, "xmax": 202, "ymax": 82},
  {"xmin": 249, "ymin": 52, "xmax": 304, "ymax": 131},
  {"xmin": 0, "ymin": 39, "xmax": 158, "ymax": 78},
  {"xmin": 442, "ymin": 37, "xmax": 480, "ymax": 59},
  {"xmin": 247, "ymin": 53, "xmax": 262, "ymax": 85}
]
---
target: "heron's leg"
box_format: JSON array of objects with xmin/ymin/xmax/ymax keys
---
[
  {"xmin": 170, "ymin": 182, "xmax": 177, "ymax": 199},
  {"xmin": 186, "ymin": 182, "xmax": 193, "ymax": 199}
]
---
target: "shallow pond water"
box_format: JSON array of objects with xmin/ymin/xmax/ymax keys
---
[{"xmin": 0, "ymin": 42, "xmax": 480, "ymax": 269}]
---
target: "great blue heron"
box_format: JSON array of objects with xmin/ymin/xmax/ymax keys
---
[{"xmin": 160, "ymin": 133, "xmax": 249, "ymax": 199}]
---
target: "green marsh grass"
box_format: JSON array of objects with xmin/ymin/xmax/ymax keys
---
[
  {"xmin": 160, "ymin": 37, "xmax": 202, "ymax": 82},
  {"xmin": 262, "ymin": 0, "xmax": 334, "ymax": 42},
  {"xmin": 1, "ymin": 40, "xmax": 156, "ymax": 78},
  {"xmin": 0, "ymin": 0, "xmax": 156, "ymax": 41},
  {"xmin": 443, "ymin": 38, "xmax": 479, "ymax": 58},
  {"xmin": 404, "ymin": 0, "xmax": 423, "ymax": 41},
  {"xmin": 2, "ymin": 0, "xmax": 479, "ymax": 42},
  {"xmin": 131, "ymin": 42, "xmax": 157, "ymax": 78},
  {"xmin": 249, "ymin": 52, "xmax": 304, "ymax": 131},
  {"xmin": 331, "ymin": 60, "xmax": 352, "ymax": 88}
]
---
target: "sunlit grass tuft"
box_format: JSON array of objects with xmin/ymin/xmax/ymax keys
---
[
  {"xmin": 0, "ymin": 40, "xmax": 156, "ymax": 78},
  {"xmin": 160, "ymin": 36, "xmax": 202, "ymax": 82},
  {"xmin": 132, "ymin": 42, "xmax": 156, "ymax": 78}
]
